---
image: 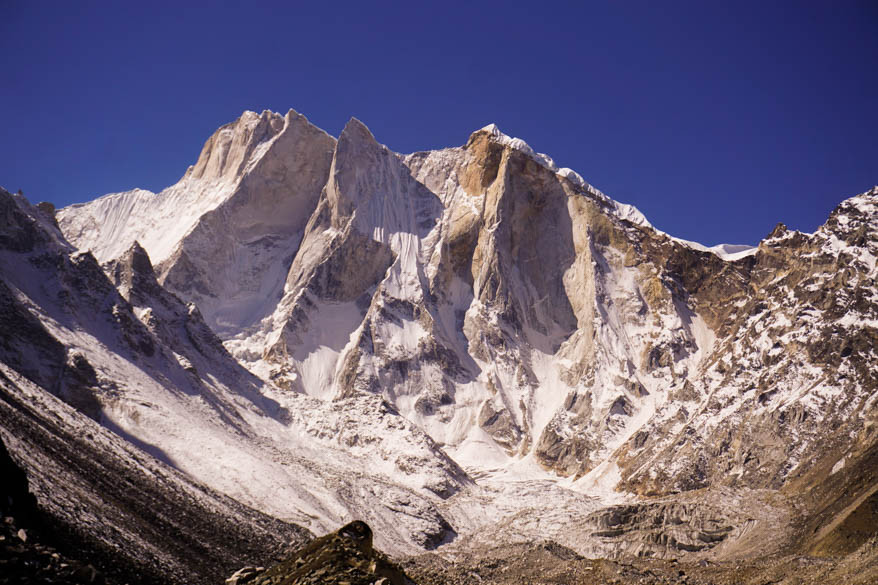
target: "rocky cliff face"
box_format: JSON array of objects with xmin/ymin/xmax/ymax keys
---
[
  {"xmin": 616, "ymin": 191, "xmax": 878, "ymax": 496},
  {"xmin": 243, "ymin": 118, "xmax": 722, "ymax": 490},
  {"xmin": 6, "ymin": 108, "xmax": 875, "ymax": 570}
]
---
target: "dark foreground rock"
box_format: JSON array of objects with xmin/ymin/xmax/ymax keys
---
[
  {"xmin": 0, "ymin": 514, "xmax": 108, "ymax": 585},
  {"xmin": 229, "ymin": 521, "xmax": 414, "ymax": 585}
]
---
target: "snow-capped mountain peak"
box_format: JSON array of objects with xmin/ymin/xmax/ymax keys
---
[{"xmin": 7, "ymin": 111, "xmax": 872, "ymax": 564}]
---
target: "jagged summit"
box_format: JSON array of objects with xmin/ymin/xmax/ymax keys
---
[
  {"xmin": 467, "ymin": 121, "xmax": 768, "ymax": 260},
  {"xmin": 342, "ymin": 116, "xmax": 377, "ymax": 140},
  {"xmin": 472, "ymin": 122, "xmax": 560, "ymax": 170},
  {"xmin": 58, "ymin": 109, "xmax": 337, "ymax": 336},
  {"xmin": 186, "ymin": 109, "xmax": 285, "ymax": 182}
]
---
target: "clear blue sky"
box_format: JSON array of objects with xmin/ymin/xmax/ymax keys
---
[{"xmin": 2, "ymin": 1, "xmax": 876, "ymax": 246}]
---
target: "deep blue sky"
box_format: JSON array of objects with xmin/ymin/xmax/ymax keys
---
[{"xmin": 2, "ymin": 1, "xmax": 876, "ymax": 246}]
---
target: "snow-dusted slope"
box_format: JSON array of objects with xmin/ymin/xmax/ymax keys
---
[
  {"xmin": 1, "ymin": 188, "xmax": 467, "ymax": 555},
  {"xmin": 618, "ymin": 189, "xmax": 878, "ymax": 495},
  {"xmin": 39, "ymin": 109, "xmax": 878, "ymax": 564}
]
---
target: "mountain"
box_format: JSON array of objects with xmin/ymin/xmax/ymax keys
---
[
  {"xmin": 0, "ymin": 189, "xmax": 310, "ymax": 584},
  {"xmin": 2, "ymin": 108, "xmax": 876, "ymax": 582},
  {"xmin": 59, "ymin": 110, "xmax": 335, "ymax": 338}
]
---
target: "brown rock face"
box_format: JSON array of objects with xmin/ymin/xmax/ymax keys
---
[
  {"xmin": 240, "ymin": 521, "xmax": 413, "ymax": 585},
  {"xmin": 616, "ymin": 189, "xmax": 878, "ymax": 498}
]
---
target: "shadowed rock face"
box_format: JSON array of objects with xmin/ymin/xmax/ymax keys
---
[
  {"xmin": 0, "ymin": 188, "xmax": 54, "ymax": 253},
  {"xmin": 0, "ymin": 276, "xmax": 67, "ymax": 391},
  {"xmin": 235, "ymin": 521, "xmax": 413, "ymax": 585},
  {"xmin": 0, "ymin": 435, "xmax": 37, "ymax": 525}
]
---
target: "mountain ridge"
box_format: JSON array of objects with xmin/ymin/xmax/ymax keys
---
[{"xmin": 2, "ymin": 107, "xmax": 876, "ymax": 581}]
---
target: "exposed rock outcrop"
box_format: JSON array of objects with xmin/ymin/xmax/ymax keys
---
[{"xmin": 232, "ymin": 521, "xmax": 414, "ymax": 585}]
